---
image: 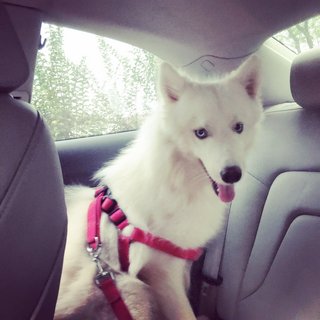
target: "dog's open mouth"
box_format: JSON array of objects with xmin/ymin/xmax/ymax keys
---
[
  {"xmin": 200, "ymin": 160, "xmax": 235, "ymax": 203},
  {"xmin": 212, "ymin": 180, "xmax": 235, "ymax": 203}
]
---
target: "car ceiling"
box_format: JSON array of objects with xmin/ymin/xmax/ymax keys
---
[{"xmin": 4, "ymin": 0, "xmax": 320, "ymax": 67}]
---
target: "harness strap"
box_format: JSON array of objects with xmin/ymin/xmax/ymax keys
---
[
  {"xmin": 128, "ymin": 227, "xmax": 203, "ymax": 261},
  {"xmin": 90, "ymin": 186, "xmax": 203, "ymax": 267},
  {"xmin": 86, "ymin": 186, "xmax": 203, "ymax": 320},
  {"xmin": 87, "ymin": 191, "xmax": 104, "ymax": 251},
  {"xmin": 109, "ymin": 208, "xmax": 129, "ymax": 230},
  {"xmin": 118, "ymin": 235, "xmax": 130, "ymax": 272}
]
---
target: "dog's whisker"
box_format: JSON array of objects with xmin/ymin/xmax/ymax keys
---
[{"xmin": 189, "ymin": 171, "xmax": 209, "ymax": 185}]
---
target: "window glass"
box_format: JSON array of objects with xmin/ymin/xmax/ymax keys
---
[
  {"xmin": 273, "ymin": 15, "xmax": 320, "ymax": 54},
  {"xmin": 32, "ymin": 24, "xmax": 160, "ymax": 140}
]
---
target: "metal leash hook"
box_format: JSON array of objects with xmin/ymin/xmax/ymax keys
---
[
  {"xmin": 87, "ymin": 238, "xmax": 115, "ymax": 285},
  {"xmin": 92, "ymin": 255, "xmax": 104, "ymax": 274},
  {"xmin": 93, "ymin": 256, "xmax": 114, "ymax": 284}
]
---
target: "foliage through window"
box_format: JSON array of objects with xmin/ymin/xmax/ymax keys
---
[
  {"xmin": 32, "ymin": 24, "xmax": 160, "ymax": 140},
  {"xmin": 274, "ymin": 15, "xmax": 320, "ymax": 54}
]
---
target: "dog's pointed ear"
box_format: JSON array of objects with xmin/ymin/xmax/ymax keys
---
[
  {"xmin": 233, "ymin": 55, "xmax": 262, "ymax": 99},
  {"xmin": 159, "ymin": 62, "xmax": 185, "ymax": 103}
]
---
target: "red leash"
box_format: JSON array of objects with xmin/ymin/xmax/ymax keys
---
[
  {"xmin": 86, "ymin": 186, "xmax": 203, "ymax": 319},
  {"xmin": 87, "ymin": 188, "xmax": 133, "ymax": 320}
]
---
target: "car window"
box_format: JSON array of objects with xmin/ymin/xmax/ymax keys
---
[
  {"xmin": 32, "ymin": 23, "xmax": 160, "ymax": 140},
  {"xmin": 273, "ymin": 15, "xmax": 320, "ymax": 54}
]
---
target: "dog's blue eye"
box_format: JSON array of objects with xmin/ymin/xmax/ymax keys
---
[
  {"xmin": 194, "ymin": 128, "xmax": 208, "ymax": 139},
  {"xmin": 233, "ymin": 122, "xmax": 244, "ymax": 134}
]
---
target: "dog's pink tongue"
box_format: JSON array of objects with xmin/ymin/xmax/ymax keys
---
[{"xmin": 218, "ymin": 184, "xmax": 235, "ymax": 203}]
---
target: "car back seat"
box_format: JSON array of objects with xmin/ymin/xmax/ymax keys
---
[{"xmin": 216, "ymin": 48, "xmax": 320, "ymax": 319}]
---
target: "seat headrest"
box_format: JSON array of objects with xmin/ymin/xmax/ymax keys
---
[
  {"xmin": 0, "ymin": 3, "xmax": 29, "ymax": 93},
  {"xmin": 290, "ymin": 48, "xmax": 320, "ymax": 109}
]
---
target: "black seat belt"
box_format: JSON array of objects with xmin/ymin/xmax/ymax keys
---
[{"xmin": 197, "ymin": 204, "xmax": 231, "ymax": 319}]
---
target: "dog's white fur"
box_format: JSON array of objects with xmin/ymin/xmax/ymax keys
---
[{"xmin": 55, "ymin": 56, "xmax": 263, "ymax": 320}]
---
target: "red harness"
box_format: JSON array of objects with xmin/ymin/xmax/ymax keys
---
[{"xmin": 86, "ymin": 186, "xmax": 203, "ymax": 320}]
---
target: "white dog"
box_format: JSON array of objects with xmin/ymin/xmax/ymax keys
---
[{"xmin": 55, "ymin": 56, "xmax": 263, "ymax": 320}]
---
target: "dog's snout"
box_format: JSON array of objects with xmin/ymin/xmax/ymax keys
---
[{"xmin": 220, "ymin": 166, "xmax": 242, "ymax": 184}]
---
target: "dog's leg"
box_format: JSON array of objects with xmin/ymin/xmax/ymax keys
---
[
  {"xmin": 141, "ymin": 260, "xmax": 196, "ymax": 320},
  {"xmin": 152, "ymin": 272, "xmax": 196, "ymax": 320}
]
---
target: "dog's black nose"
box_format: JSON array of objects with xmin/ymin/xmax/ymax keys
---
[{"xmin": 220, "ymin": 166, "xmax": 242, "ymax": 184}]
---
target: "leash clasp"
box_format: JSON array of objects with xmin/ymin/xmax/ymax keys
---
[
  {"xmin": 87, "ymin": 240, "xmax": 116, "ymax": 285},
  {"xmin": 95, "ymin": 269, "xmax": 115, "ymax": 285},
  {"xmin": 93, "ymin": 256, "xmax": 115, "ymax": 285}
]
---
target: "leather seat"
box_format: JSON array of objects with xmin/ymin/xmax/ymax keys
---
[
  {"xmin": 0, "ymin": 4, "xmax": 67, "ymax": 319},
  {"xmin": 217, "ymin": 48, "xmax": 320, "ymax": 319}
]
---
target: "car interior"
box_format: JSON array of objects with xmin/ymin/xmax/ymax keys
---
[{"xmin": 1, "ymin": 0, "xmax": 320, "ymax": 319}]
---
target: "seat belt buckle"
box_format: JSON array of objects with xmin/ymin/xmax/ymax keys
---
[{"xmin": 202, "ymin": 274, "xmax": 223, "ymax": 286}]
